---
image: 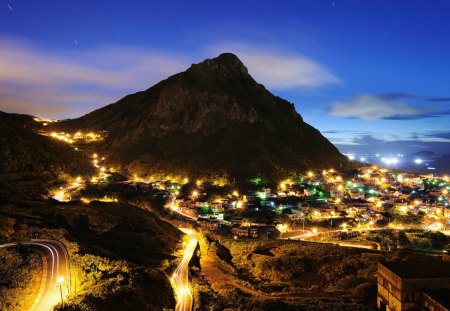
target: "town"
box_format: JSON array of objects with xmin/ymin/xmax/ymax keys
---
[{"xmin": 50, "ymin": 144, "xmax": 450, "ymax": 252}]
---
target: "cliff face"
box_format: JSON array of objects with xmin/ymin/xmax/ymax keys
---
[{"xmin": 57, "ymin": 53, "xmax": 346, "ymax": 180}]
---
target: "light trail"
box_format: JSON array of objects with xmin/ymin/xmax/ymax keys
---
[
  {"xmin": 171, "ymin": 229, "xmax": 198, "ymax": 311},
  {"xmin": 0, "ymin": 240, "xmax": 70, "ymax": 311},
  {"xmin": 166, "ymin": 194, "xmax": 198, "ymax": 221}
]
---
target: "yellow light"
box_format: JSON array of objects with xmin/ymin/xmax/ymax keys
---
[
  {"xmin": 192, "ymin": 190, "xmax": 199, "ymax": 197},
  {"xmin": 276, "ymin": 224, "xmax": 288, "ymax": 233},
  {"xmin": 183, "ymin": 178, "xmax": 189, "ymax": 184},
  {"xmin": 196, "ymin": 180, "xmax": 201, "ymax": 186},
  {"xmin": 100, "ymin": 166, "xmax": 106, "ymax": 172},
  {"xmin": 232, "ymin": 190, "xmax": 239, "ymax": 196},
  {"xmin": 93, "ymin": 153, "xmax": 98, "ymax": 158},
  {"xmin": 341, "ymin": 222, "xmax": 348, "ymax": 229},
  {"xmin": 76, "ymin": 176, "xmax": 82, "ymax": 182},
  {"xmin": 58, "ymin": 276, "xmax": 64, "ymax": 284},
  {"xmin": 312, "ymin": 228, "xmax": 318, "ymax": 234},
  {"xmin": 174, "ymin": 190, "xmax": 180, "ymax": 196},
  {"xmin": 236, "ymin": 201, "xmax": 243, "ymax": 208},
  {"xmin": 279, "ymin": 183, "xmax": 286, "ymax": 190},
  {"xmin": 307, "ymin": 171, "xmax": 314, "ymax": 178}
]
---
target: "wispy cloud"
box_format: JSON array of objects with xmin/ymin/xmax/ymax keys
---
[
  {"xmin": 0, "ymin": 38, "xmax": 189, "ymax": 118},
  {"xmin": 375, "ymin": 92, "xmax": 416, "ymax": 100},
  {"xmin": 328, "ymin": 94, "xmax": 449, "ymax": 120},
  {"xmin": 426, "ymin": 97, "xmax": 450, "ymax": 102},
  {"xmin": 209, "ymin": 43, "xmax": 341, "ymax": 89}
]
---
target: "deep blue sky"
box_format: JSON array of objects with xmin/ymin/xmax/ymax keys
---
[{"xmin": 1, "ymin": 0, "xmax": 450, "ymax": 156}]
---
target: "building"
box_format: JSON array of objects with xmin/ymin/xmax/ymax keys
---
[
  {"xmin": 377, "ymin": 260, "xmax": 450, "ymax": 311},
  {"xmin": 231, "ymin": 225, "xmax": 279, "ymax": 239},
  {"xmin": 422, "ymin": 290, "xmax": 450, "ymax": 311}
]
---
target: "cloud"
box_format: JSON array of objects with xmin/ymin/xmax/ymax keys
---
[
  {"xmin": 423, "ymin": 131, "xmax": 450, "ymax": 142},
  {"xmin": 328, "ymin": 94, "xmax": 449, "ymax": 120},
  {"xmin": 353, "ymin": 135, "xmax": 385, "ymax": 145},
  {"xmin": 426, "ymin": 97, "xmax": 450, "ymax": 102},
  {"xmin": 209, "ymin": 43, "xmax": 341, "ymax": 89},
  {"xmin": 376, "ymin": 92, "xmax": 416, "ymax": 100},
  {"xmin": 0, "ymin": 38, "xmax": 189, "ymax": 118}
]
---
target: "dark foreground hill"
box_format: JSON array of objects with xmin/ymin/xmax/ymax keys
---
[
  {"xmin": 56, "ymin": 53, "xmax": 347, "ymax": 181},
  {"xmin": 0, "ymin": 111, "xmax": 94, "ymax": 200},
  {"xmin": 0, "ymin": 199, "xmax": 182, "ymax": 310}
]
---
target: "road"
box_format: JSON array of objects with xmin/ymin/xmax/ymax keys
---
[
  {"xmin": 52, "ymin": 184, "xmax": 82, "ymax": 202},
  {"xmin": 171, "ymin": 228, "xmax": 198, "ymax": 311},
  {"xmin": 0, "ymin": 239, "xmax": 71, "ymax": 311},
  {"xmin": 166, "ymin": 194, "xmax": 198, "ymax": 221}
]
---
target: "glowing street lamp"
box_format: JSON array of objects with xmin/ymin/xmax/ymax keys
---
[
  {"xmin": 192, "ymin": 190, "xmax": 199, "ymax": 199},
  {"xmin": 57, "ymin": 276, "xmax": 65, "ymax": 305}
]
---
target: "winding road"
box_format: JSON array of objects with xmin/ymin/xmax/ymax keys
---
[
  {"xmin": 167, "ymin": 194, "xmax": 198, "ymax": 221},
  {"xmin": 0, "ymin": 239, "xmax": 70, "ymax": 311},
  {"xmin": 171, "ymin": 229, "xmax": 198, "ymax": 311}
]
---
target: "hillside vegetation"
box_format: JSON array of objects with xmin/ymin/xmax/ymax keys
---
[
  {"xmin": 0, "ymin": 199, "xmax": 182, "ymax": 310},
  {"xmin": 0, "ymin": 111, "xmax": 94, "ymax": 201}
]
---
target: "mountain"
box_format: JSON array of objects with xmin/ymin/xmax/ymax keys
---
[
  {"xmin": 56, "ymin": 53, "xmax": 347, "ymax": 181},
  {"xmin": 0, "ymin": 111, "xmax": 94, "ymax": 200}
]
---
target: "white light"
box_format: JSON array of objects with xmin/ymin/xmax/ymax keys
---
[
  {"xmin": 414, "ymin": 158, "xmax": 423, "ymax": 164},
  {"xmin": 360, "ymin": 157, "xmax": 366, "ymax": 162},
  {"xmin": 375, "ymin": 153, "xmax": 380, "ymax": 157},
  {"xmin": 381, "ymin": 157, "xmax": 398, "ymax": 165}
]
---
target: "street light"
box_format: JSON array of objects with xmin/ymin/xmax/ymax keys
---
[{"xmin": 57, "ymin": 276, "xmax": 65, "ymax": 306}]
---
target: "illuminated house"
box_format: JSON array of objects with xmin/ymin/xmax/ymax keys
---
[{"xmin": 377, "ymin": 260, "xmax": 450, "ymax": 311}]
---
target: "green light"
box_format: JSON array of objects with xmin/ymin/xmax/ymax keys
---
[{"xmin": 257, "ymin": 192, "xmax": 266, "ymax": 200}]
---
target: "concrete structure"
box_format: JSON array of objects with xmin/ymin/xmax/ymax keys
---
[
  {"xmin": 377, "ymin": 260, "xmax": 450, "ymax": 311},
  {"xmin": 422, "ymin": 290, "xmax": 450, "ymax": 311}
]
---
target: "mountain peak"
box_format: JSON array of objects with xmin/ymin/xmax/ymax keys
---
[
  {"xmin": 56, "ymin": 54, "xmax": 346, "ymax": 180},
  {"xmin": 191, "ymin": 52, "xmax": 249, "ymax": 76}
]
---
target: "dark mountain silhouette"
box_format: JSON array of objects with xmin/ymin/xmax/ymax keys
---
[{"xmin": 56, "ymin": 53, "xmax": 347, "ymax": 180}]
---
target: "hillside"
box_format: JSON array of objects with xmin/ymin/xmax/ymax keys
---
[
  {"xmin": 0, "ymin": 111, "xmax": 94, "ymax": 200},
  {"xmin": 55, "ymin": 53, "xmax": 347, "ymax": 181},
  {"xmin": 0, "ymin": 199, "xmax": 182, "ymax": 310}
]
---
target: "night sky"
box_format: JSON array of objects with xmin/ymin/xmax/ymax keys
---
[{"xmin": 1, "ymin": 0, "xmax": 450, "ymax": 155}]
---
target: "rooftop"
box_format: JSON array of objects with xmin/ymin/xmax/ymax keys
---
[{"xmin": 380, "ymin": 260, "xmax": 450, "ymax": 279}]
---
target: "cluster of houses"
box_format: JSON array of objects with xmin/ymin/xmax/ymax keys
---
[{"xmin": 153, "ymin": 166, "xmax": 449, "ymax": 240}]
